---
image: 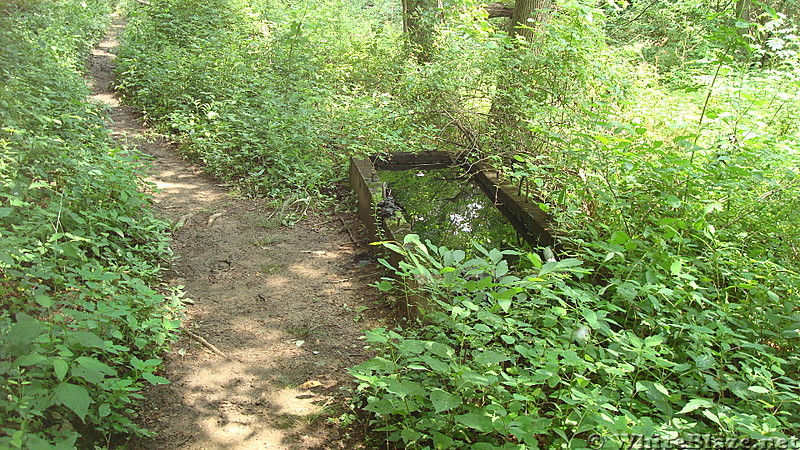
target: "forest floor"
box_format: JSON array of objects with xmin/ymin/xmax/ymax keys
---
[{"xmin": 88, "ymin": 15, "xmax": 388, "ymax": 449}]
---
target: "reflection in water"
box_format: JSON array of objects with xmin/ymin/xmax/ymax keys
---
[{"xmin": 378, "ymin": 166, "xmax": 524, "ymax": 251}]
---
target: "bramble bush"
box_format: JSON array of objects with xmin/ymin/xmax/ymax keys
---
[{"xmin": 0, "ymin": 1, "xmax": 182, "ymax": 447}]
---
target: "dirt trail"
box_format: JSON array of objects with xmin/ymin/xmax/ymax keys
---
[{"xmin": 88, "ymin": 15, "xmax": 383, "ymax": 449}]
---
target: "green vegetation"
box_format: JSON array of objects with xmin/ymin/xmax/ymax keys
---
[
  {"xmin": 116, "ymin": 0, "xmax": 799, "ymax": 444},
  {"xmin": 14, "ymin": 0, "xmax": 797, "ymax": 447},
  {"xmin": 0, "ymin": 1, "xmax": 181, "ymax": 447}
]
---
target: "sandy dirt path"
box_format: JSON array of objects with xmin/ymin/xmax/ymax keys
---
[{"xmin": 87, "ymin": 15, "xmax": 384, "ymax": 449}]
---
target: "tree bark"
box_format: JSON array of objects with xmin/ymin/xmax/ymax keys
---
[
  {"xmin": 485, "ymin": 2, "xmax": 514, "ymax": 18},
  {"xmin": 508, "ymin": 0, "xmax": 552, "ymax": 42}
]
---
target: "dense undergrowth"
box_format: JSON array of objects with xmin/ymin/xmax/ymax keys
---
[
  {"xmin": 114, "ymin": 0, "xmax": 416, "ymax": 198},
  {"xmin": 111, "ymin": 0, "xmax": 800, "ymax": 447},
  {"xmin": 0, "ymin": 1, "xmax": 181, "ymax": 447}
]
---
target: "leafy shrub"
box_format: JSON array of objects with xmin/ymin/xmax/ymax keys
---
[
  {"xmin": 0, "ymin": 1, "xmax": 181, "ymax": 447},
  {"xmin": 351, "ymin": 235, "xmax": 799, "ymax": 448},
  {"xmin": 114, "ymin": 0, "xmax": 423, "ymax": 197}
]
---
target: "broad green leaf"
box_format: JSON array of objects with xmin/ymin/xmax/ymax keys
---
[
  {"xmin": 142, "ymin": 372, "xmax": 170, "ymax": 385},
  {"xmin": 644, "ymin": 335, "xmax": 664, "ymax": 347},
  {"xmin": 385, "ymin": 379, "xmax": 425, "ymax": 398},
  {"xmin": 76, "ymin": 356, "xmax": 115, "ymax": 376},
  {"xmin": 73, "ymin": 356, "xmax": 116, "ymax": 383},
  {"xmin": 420, "ymin": 355, "xmax": 449, "ymax": 373},
  {"xmin": 33, "ymin": 295, "xmax": 53, "ymax": 308},
  {"xmin": 424, "ymin": 341, "xmax": 454, "ymax": 359},
  {"xmin": 670, "ymin": 260, "xmax": 683, "ymax": 276},
  {"xmin": 7, "ymin": 313, "xmax": 45, "ymax": 348},
  {"xmin": 15, "ymin": 353, "xmax": 46, "ymax": 367},
  {"xmin": 54, "ymin": 383, "xmax": 91, "ymax": 420},
  {"xmin": 666, "ymin": 194, "xmax": 682, "ymax": 208},
  {"xmin": 456, "ymin": 412, "xmax": 493, "ymax": 432},
  {"xmin": 432, "ymin": 432, "xmax": 455, "ymax": 449},
  {"xmin": 500, "ymin": 334, "xmax": 516, "ymax": 344},
  {"xmin": 498, "ymin": 297, "xmax": 512, "ymax": 312},
  {"xmin": 539, "ymin": 258, "xmax": 583, "ymax": 276},
  {"xmin": 53, "ymin": 358, "xmax": 69, "ymax": 381},
  {"xmin": 68, "ymin": 331, "xmax": 106, "ymax": 349},
  {"xmin": 22, "ymin": 434, "xmax": 58, "ymax": 450},
  {"xmin": 430, "ymin": 389, "xmax": 462, "ymax": 413},
  {"xmin": 677, "ymin": 398, "xmax": 713, "ymax": 414},
  {"xmin": 364, "ymin": 397, "xmax": 397, "ymax": 415},
  {"xmin": 582, "ymin": 309, "xmax": 597, "ymax": 327},
  {"xmin": 0, "ymin": 250, "xmax": 14, "ymax": 265},
  {"xmin": 474, "ymin": 350, "xmax": 510, "ymax": 366}
]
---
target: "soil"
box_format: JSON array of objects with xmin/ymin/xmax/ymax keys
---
[{"xmin": 87, "ymin": 14, "xmax": 389, "ymax": 449}]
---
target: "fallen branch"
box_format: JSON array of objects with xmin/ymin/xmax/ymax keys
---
[
  {"xmin": 134, "ymin": 0, "xmax": 152, "ymax": 5},
  {"xmin": 338, "ymin": 214, "xmax": 358, "ymax": 244},
  {"xmin": 184, "ymin": 329, "xmax": 230, "ymax": 360},
  {"xmin": 313, "ymin": 217, "xmax": 339, "ymax": 227}
]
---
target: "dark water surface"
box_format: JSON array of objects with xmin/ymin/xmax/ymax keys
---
[{"xmin": 378, "ymin": 166, "xmax": 525, "ymax": 251}]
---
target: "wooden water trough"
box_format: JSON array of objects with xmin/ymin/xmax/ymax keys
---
[{"xmin": 348, "ymin": 151, "xmax": 556, "ymax": 257}]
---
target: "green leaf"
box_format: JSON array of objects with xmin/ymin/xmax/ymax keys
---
[
  {"xmin": 500, "ymin": 334, "xmax": 516, "ymax": 344},
  {"xmin": 653, "ymin": 382, "xmax": 670, "ymax": 396},
  {"xmin": 582, "ymin": 309, "xmax": 597, "ymax": 327},
  {"xmin": 702, "ymin": 409, "xmax": 721, "ymax": 425},
  {"xmin": 68, "ymin": 331, "xmax": 106, "ymax": 349},
  {"xmin": 53, "ymin": 358, "xmax": 69, "ymax": 382},
  {"xmin": 432, "ymin": 432, "xmax": 455, "ymax": 449},
  {"xmin": 677, "ymin": 398, "xmax": 713, "ymax": 414},
  {"xmin": 7, "ymin": 313, "xmax": 45, "ymax": 347},
  {"xmin": 384, "ymin": 379, "xmax": 425, "ymax": 398},
  {"xmin": 142, "ymin": 372, "xmax": 170, "ymax": 385},
  {"xmin": 747, "ymin": 386, "xmax": 770, "ymax": 394},
  {"xmin": 456, "ymin": 412, "xmax": 493, "ymax": 432},
  {"xmin": 665, "ymin": 194, "xmax": 682, "ymax": 208},
  {"xmin": 375, "ymin": 280, "xmax": 394, "ymax": 292},
  {"xmin": 644, "ymin": 335, "xmax": 664, "ymax": 347},
  {"xmin": 670, "ymin": 260, "xmax": 683, "ymax": 276},
  {"xmin": 420, "ymin": 355, "xmax": 450, "ymax": 373},
  {"xmin": 430, "ymin": 389, "xmax": 462, "ymax": 413},
  {"xmin": 474, "ymin": 350, "xmax": 510, "ymax": 366},
  {"xmin": 498, "ymin": 297, "xmax": 512, "ymax": 312},
  {"xmin": 609, "ymin": 230, "xmax": 630, "ymax": 245},
  {"xmin": 73, "ymin": 356, "xmax": 116, "ymax": 383},
  {"xmin": 54, "ymin": 383, "xmax": 91, "ymax": 420},
  {"xmin": 33, "ymin": 295, "xmax": 53, "ymax": 308},
  {"xmin": 15, "ymin": 353, "xmax": 46, "ymax": 367},
  {"xmin": 538, "ymin": 258, "xmax": 583, "ymax": 276}
]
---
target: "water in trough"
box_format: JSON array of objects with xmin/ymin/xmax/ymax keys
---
[{"xmin": 377, "ymin": 166, "xmax": 528, "ymax": 251}]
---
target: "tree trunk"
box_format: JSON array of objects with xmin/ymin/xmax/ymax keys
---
[
  {"xmin": 402, "ymin": 0, "xmax": 441, "ymax": 62},
  {"xmin": 486, "ymin": 0, "xmax": 553, "ymax": 157},
  {"xmin": 508, "ymin": 0, "xmax": 552, "ymax": 42},
  {"xmin": 485, "ymin": 2, "xmax": 514, "ymax": 18}
]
